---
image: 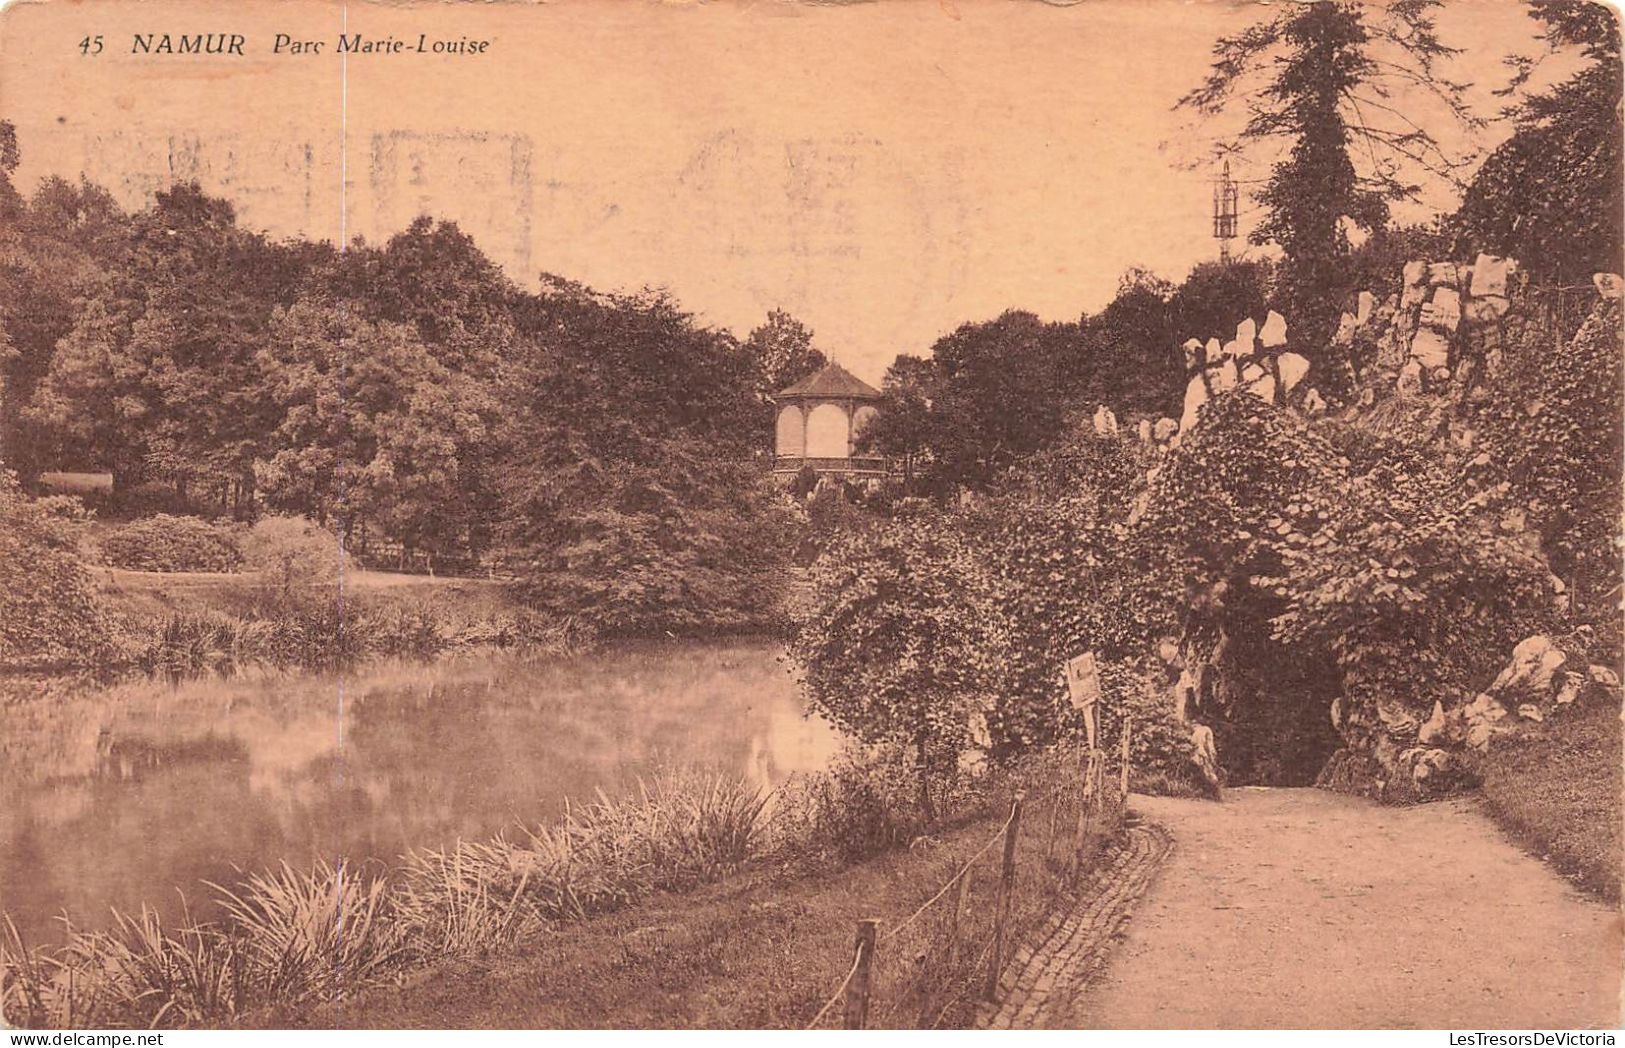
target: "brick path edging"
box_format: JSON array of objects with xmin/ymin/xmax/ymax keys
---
[{"xmin": 975, "ymin": 822, "xmax": 1174, "ymax": 1029}]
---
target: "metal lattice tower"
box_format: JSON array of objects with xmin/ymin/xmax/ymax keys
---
[{"xmin": 1213, "ymin": 160, "xmax": 1239, "ymax": 262}]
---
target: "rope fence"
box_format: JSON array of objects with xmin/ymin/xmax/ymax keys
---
[{"xmin": 804, "ymin": 717, "xmax": 1135, "ymax": 1029}]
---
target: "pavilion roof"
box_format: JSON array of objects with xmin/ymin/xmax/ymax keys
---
[{"xmin": 775, "ymin": 361, "xmax": 882, "ymax": 400}]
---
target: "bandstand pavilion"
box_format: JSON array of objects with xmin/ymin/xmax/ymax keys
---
[{"xmin": 771, "ymin": 362, "xmax": 889, "ymax": 481}]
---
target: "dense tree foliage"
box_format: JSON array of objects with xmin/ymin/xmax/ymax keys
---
[
  {"xmin": 859, "ymin": 261, "xmax": 1272, "ymax": 494},
  {"xmin": 1453, "ymin": 0, "xmax": 1623, "ymax": 284},
  {"xmin": 743, "ymin": 308, "xmax": 826, "ymax": 397},
  {"xmin": 1473, "ymin": 295, "xmax": 1624, "ymax": 619},
  {"xmin": 967, "ymin": 433, "xmax": 1178, "ymax": 757},
  {"xmin": 0, "ymin": 125, "xmax": 800, "ymax": 633},
  {"xmin": 499, "ymin": 289, "xmax": 796, "ymax": 634},
  {"xmin": 1137, "ymin": 392, "xmax": 1554, "ymax": 795},
  {"xmin": 256, "ymin": 302, "xmax": 495, "ymax": 558},
  {"xmin": 29, "ymin": 184, "xmax": 301, "ymax": 501},
  {"xmin": 793, "ymin": 512, "xmax": 1007, "ymax": 813}
]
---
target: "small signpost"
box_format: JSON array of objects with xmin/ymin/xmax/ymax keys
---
[
  {"xmin": 1064, "ymin": 651, "xmax": 1101, "ymax": 749},
  {"xmin": 1064, "ymin": 651, "xmax": 1102, "ymax": 879}
]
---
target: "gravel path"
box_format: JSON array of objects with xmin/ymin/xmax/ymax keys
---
[{"xmin": 1059, "ymin": 788, "xmax": 1621, "ymax": 1029}]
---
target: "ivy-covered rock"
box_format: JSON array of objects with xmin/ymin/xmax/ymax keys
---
[{"xmin": 1139, "ymin": 389, "xmax": 1553, "ymax": 799}]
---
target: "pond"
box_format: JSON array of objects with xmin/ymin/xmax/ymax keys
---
[{"xmin": 0, "ymin": 640, "xmax": 839, "ymax": 946}]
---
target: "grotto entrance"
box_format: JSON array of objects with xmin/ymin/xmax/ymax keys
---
[{"xmin": 1187, "ymin": 629, "xmax": 1344, "ymax": 788}]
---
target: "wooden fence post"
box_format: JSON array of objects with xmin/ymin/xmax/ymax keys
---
[
  {"xmin": 947, "ymin": 867, "xmax": 973, "ymax": 965},
  {"xmin": 985, "ymin": 791, "xmax": 1025, "ymax": 1001},
  {"xmin": 843, "ymin": 918, "xmax": 879, "ymax": 1029},
  {"xmin": 1120, "ymin": 714, "xmax": 1132, "ymax": 799},
  {"xmin": 1072, "ymin": 747, "xmax": 1097, "ymax": 879}
]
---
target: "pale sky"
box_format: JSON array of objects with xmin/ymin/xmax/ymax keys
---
[{"xmin": 0, "ymin": 0, "xmax": 1554, "ymax": 381}]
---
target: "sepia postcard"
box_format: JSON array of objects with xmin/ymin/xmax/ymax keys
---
[{"xmin": 0, "ymin": 0, "xmax": 1620, "ymax": 1036}]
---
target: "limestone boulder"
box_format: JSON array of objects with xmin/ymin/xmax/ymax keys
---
[
  {"xmin": 1183, "ymin": 337, "xmax": 1205, "ymax": 370},
  {"xmin": 1462, "ymin": 692, "xmax": 1510, "ymax": 752},
  {"xmin": 1210, "ymin": 357, "xmax": 1239, "ymax": 392},
  {"xmin": 1420, "ymin": 287, "xmax": 1461, "ymax": 332},
  {"xmin": 1464, "ymin": 295, "xmax": 1510, "ymax": 325},
  {"xmin": 1093, "ymin": 404, "xmax": 1119, "ymax": 435},
  {"xmin": 1410, "ymin": 328, "xmax": 1450, "ymax": 370},
  {"xmin": 1259, "ymin": 310, "xmax": 1288, "ymax": 348},
  {"xmin": 1179, "ymin": 374, "xmax": 1209, "ymax": 433},
  {"xmin": 1470, "ymin": 254, "xmax": 1511, "ymax": 298},
  {"xmin": 1594, "ymin": 273, "xmax": 1624, "ymax": 298},
  {"xmin": 1489, "ymin": 634, "xmax": 1566, "ymax": 698},
  {"xmin": 1398, "ymin": 359, "xmax": 1425, "ymax": 396},
  {"xmin": 1190, "ymin": 723, "xmax": 1221, "ymax": 792},
  {"xmin": 1401, "ymin": 260, "xmax": 1428, "ymax": 308},
  {"xmin": 1153, "ymin": 416, "xmax": 1179, "ymax": 442},
  {"xmin": 1234, "ymin": 317, "xmax": 1257, "ymax": 356},
  {"xmin": 1356, "ymin": 291, "xmax": 1375, "ymax": 326},
  {"xmin": 1137, "ymin": 418, "xmax": 1153, "ymax": 444},
  {"xmin": 1417, "ymin": 700, "xmax": 1448, "ymax": 745},
  {"xmin": 1278, "ymin": 352, "xmax": 1310, "ymax": 392},
  {"xmin": 1426, "ymin": 261, "xmax": 1463, "ymax": 288},
  {"xmin": 1244, "ymin": 372, "xmax": 1277, "ymax": 403}
]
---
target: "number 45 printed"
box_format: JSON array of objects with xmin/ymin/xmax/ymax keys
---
[{"xmin": 79, "ymin": 35, "xmax": 104, "ymax": 55}]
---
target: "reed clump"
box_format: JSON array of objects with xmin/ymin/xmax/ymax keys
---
[{"xmin": 1, "ymin": 771, "xmax": 767, "ymax": 1029}]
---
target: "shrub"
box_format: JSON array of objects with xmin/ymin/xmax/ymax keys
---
[
  {"xmin": 98, "ymin": 514, "xmax": 244, "ymax": 573},
  {"xmin": 240, "ymin": 515, "xmax": 343, "ymax": 603},
  {"xmin": 33, "ymin": 494, "xmax": 96, "ymax": 526},
  {"xmin": 769, "ymin": 747, "xmax": 934, "ymax": 863},
  {"xmin": 793, "ymin": 513, "xmax": 1006, "ymax": 816},
  {"xmin": 0, "ymin": 474, "xmax": 120, "ymax": 671}
]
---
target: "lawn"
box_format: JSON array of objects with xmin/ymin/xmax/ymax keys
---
[{"xmin": 1473, "ymin": 699, "xmax": 1622, "ymax": 903}]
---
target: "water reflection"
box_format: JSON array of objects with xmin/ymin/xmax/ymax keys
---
[{"xmin": 0, "ymin": 640, "xmax": 837, "ymax": 944}]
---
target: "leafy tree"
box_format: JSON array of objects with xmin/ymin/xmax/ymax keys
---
[
  {"xmin": 329, "ymin": 216, "xmax": 518, "ymax": 376},
  {"xmin": 1180, "ymin": 1, "xmax": 1477, "ymax": 368},
  {"xmin": 1167, "ymin": 259, "xmax": 1275, "ymax": 346},
  {"xmin": 1453, "ymin": 0, "xmax": 1623, "ymax": 285},
  {"xmin": 857, "ymin": 354, "xmax": 938, "ymax": 491},
  {"xmin": 1081, "ymin": 268, "xmax": 1183, "ymax": 415},
  {"xmin": 0, "ymin": 120, "xmax": 19, "ymax": 216},
  {"xmin": 30, "ymin": 183, "xmax": 298, "ymax": 504},
  {"xmin": 912, "ymin": 310, "xmax": 1078, "ymax": 491},
  {"xmin": 793, "ymin": 513, "xmax": 1007, "ymax": 815},
  {"xmin": 744, "ymin": 308, "xmax": 827, "ymax": 395},
  {"xmin": 0, "ymin": 162, "xmax": 130, "ymax": 480},
  {"xmin": 255, "ymin": 300, "xmax": 493, "ymax": 560},
  {"xmin": 500, "ymin": 288, "xmax": 789, "ymax": 633}
]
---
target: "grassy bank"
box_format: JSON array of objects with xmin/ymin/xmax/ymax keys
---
[
  {"xmin": 278, "ymin": 752, "xmax": 1119, "ymax": 1030},
  {"xmin": 1472, "ymin": 700, "xmax": 1622, "ymax": 902}
]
